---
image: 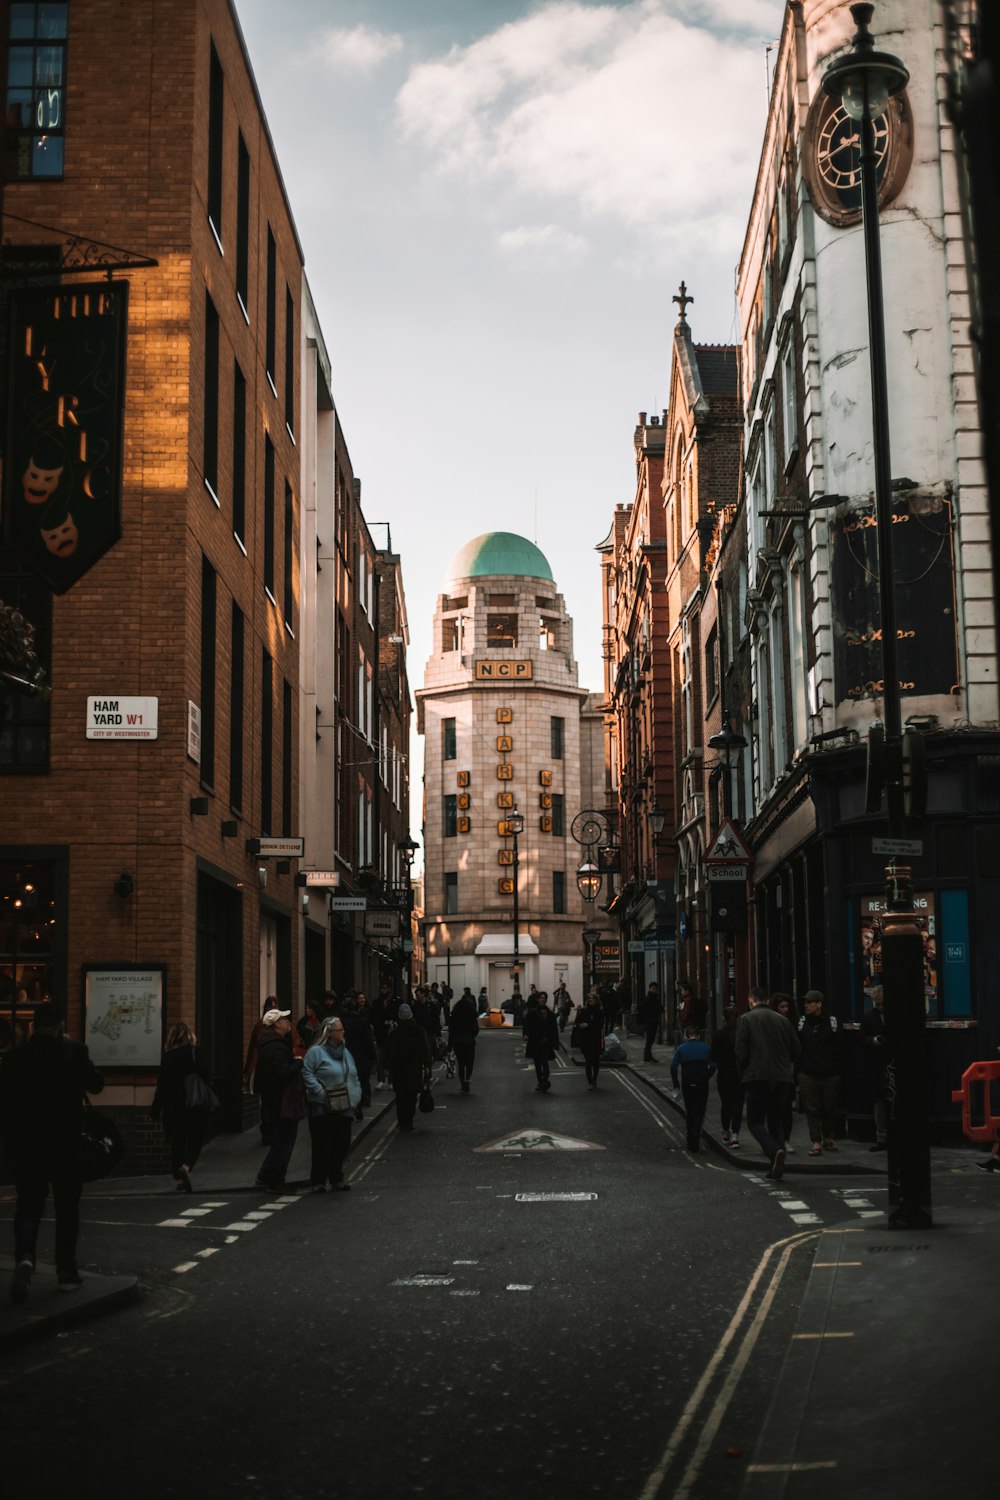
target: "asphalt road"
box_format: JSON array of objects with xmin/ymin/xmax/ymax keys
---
[{"xmin": 0, "ymin": 1033, "xmax": 923, "ymax": 1499}]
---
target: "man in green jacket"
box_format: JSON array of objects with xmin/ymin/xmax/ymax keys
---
[
  {"xmin": 385, "ymin": 1005, "xmax": 432, "ymax": 1130},
  {"xmin": 735, "ymin": 988, "xmax": 800, "ymax": 1180}
]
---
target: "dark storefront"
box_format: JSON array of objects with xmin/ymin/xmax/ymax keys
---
[{"xmin": 0, "ymin": 847, "xmax": 68, "ymax": 1049}]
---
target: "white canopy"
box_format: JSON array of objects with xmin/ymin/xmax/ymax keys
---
[{"xmin": 474, "ymin": 933, "xmax": 540, "ymax": 957}]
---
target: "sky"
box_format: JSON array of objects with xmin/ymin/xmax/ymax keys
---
[{"xmin": 233, "ymin": 0, "xmax": 783, "ymax": 827}]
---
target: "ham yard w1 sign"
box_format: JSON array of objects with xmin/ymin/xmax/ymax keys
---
[
  {"xmin": 3, "ymin": 283, "xmax": 129, "ymax": 593},
  {"xmin": 86, "ymin": 696, "xmax": 158, "ymax": 740}
]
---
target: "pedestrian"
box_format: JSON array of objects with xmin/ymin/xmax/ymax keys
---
[
  {"xmin": 448, "ymin": 986, "xmax": 479, "ymax": 1093},
  {"xmin": 553, "ymin": 981, "xmax": 572, "ymax": 1032},
  {"xmin": 670, "ymin": 1026, "xmax": 717, "ymax": 1152},
  {"xmin": 859, "ymin": 986, "xmax": 888, "ymax": 1152},
  {"xmin": 477, "ymin": 985, "xmax": 489, "ymax": 1016},
  {"xmin": 638, "ymin": 981, "xmax": 662, "ymax": 1062},
  {"xmin": 735, "ymin": 986, "xmax": 800, "ymax": 1180},
  {"xmin": 601, "ymin": 981, "xmax": 618, "ymax": 1038},
  {"xmin": 0, "ymin": 1002, "xmax": 104, "ymax": 1300},
  {"xmin": 796, "ymin": 990, "xmax": 840, "ymax": 1156},
  {"xmin": 370, "ymin": 982, "xmax": 394, "ymax": 1089},
  {"xmin": 412, "ymin": 987, "xmax": 442, "ymax": 1045},
  {"xmin": 384, "ymin": 1003, "xmax": 433, "ymax": 1130},
  {"xmin": 295, "ymin": 1001, "xmax": 321, "ymax": 1055},
  {"xmin": 302, "ymin": 1016, "xmax": 361, "ymax": 1192},
  {"xmin": 710, "ymin": 1006, "xmax": 745, "ymax": 1147},
  {"xmin": 341, "ymin": 995, "xmax": 376, "ymax": 1111},
  {"xmin": 575, "ymin": 989, "xmax": 606, "ymax": 1089},
  {"xmin": 150, "ymin": 1022, "xmax": 213, "ymax": 1193},
  {"xmin": 440, "ymin": 984, "xmax": 453, "ymax": 1025},
  {"xmin": 524, "ymin": 993, "xmax": 559, "ymax": 1093},
  {"xmin": 254, "ymin": 1008, "xmax": 304, "ymax": 1190},
  {"xmin": 771, "ymin": 993, "xmax": 800, "ymax": 1153}
]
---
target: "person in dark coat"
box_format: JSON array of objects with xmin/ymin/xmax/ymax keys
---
[
  {"xmin": 859, "ymin": 987, "xmax": 888, "ymax": 1151},
  {"xmin": 448, "ymin": 988, "xmax": 479, "ymax": 1093},
  {"xmin": 254, "ymin": 1009, "xmax": 303, "ymax": 1189},
  {"xmin": 523, "ymin": 994, "xmax": 560, "ymax": 1092},
  {"xmin": 295, "ymin": 1002, "xmax": 321, "ymax": 1053},
  {"xmin": 735, "ymin": 987, "xmax": 801, "ymax": 1180},
  {"xmin": 670, "ymin": 1026, "xmax": 717, "ymax": 1151},
  {"xmin": 0, "ymin": 1002, "xmax": 104, "ymax": 1300},
  {"xmin": 384, "ymin": 1005, "xmax": 432, "ymax": 1129},
  {"xmin": 575, "ymin": 991, "xmax": 605, "ymax": 1089},
  {"xmin": 797, "ymin": 990, "xmax": 840, "ymax": 1155},
  {"xmin": 341, "ymin": 996, "xmax": 376, "ymax": 1111},
  {"xmin": 638, "ymin": 983, "xmax": 663, "ymax": 1062},
  {"xmin": 771, "ymin": 993, "xmax": 800, "ymax": 1152},
  {"xmin": 710, "ymin": 1006, "xmax": 745, "ymax": 1147},
  {"xmin": 150, "ymin": 1022, "xmax": 213, "ymax": 1192},
  {"xmin": 412, "ymin": 989, "xmax": 442, "ymax": 1046}
]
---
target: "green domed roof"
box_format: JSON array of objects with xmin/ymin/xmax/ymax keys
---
[{"xmin": 446, "ymin": 532, "xmax": 554, "ymax": 583}]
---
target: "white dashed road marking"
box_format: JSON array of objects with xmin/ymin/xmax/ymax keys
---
[
  {"xmin": 173, "ymin": 1261, "xmax": 198, "ymax": 1273},
  {"xmin": 506, "ymin": 1284, "xmax": 533, "ymax": 1292},
  {"xmin": 157, "ymin": 1218, "xmax": 194, "ymax": 1229},
  {"xmin": 515, "ymin": 1192, "xmax": 597, "ymax": 1202},
  {"xmin": 392, "ymin": 1275, "xmax": 455, "ymax": 1287},
  {"xmin": 196, "ymin": 1248, "xmax": 220, "ymax": 1259}
]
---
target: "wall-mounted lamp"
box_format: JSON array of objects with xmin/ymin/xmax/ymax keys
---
[
  {"xmin": 114, "ymin": 872, "xmax": 134, "ymax": 900},
  {"xmin": 649, "ymin": 803, "xmax": 666, "ymax": 836},
  {"xmin": 576, "ymin": 862, "xmax": 601, "ymax": 903}
]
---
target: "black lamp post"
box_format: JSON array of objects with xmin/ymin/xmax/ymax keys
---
[
  {"xmin": 582, "ymin": 926, "xmax": 602, "ymax": 993},
  {"xmin": 823, "ymin": 4, "xmax": 930, "ymax": 1230},
  {"xmin": 707, "ymin": 722, "xmax": 747, "ymax": 820},
  {"xmin": 399, "ymin": 835, "xmax": 419, "ymax": 994},
  {"xmin": 508, "ymin": 809, "xmax": 524, "ymax": 1000}
]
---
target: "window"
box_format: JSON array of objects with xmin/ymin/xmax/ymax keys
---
[
  {"xmin": 203, "ymin": 293, "xmax": 219, "ymax": 501},
  {"xmin": 0, "ymin": 557, "xmax": 51, "ymax": 772},
  {"xmin": 445, "ymin": 872, "xmax": 459, "ymax": 915},
  {"xmin": 705, "ymin": 625, "xmax": 719, "ymax": 706},
  {"xmin": 444, "ymin": 794, "xmax": 457, "ymax": 838},
  {"xmin": 263, "ymin": 436, "xmax": 275, "ymax": 596},
  {"xmin": 236, "ymin": 130, "xmax": 250, "ymax": 316},
  {"xmin": 4, "ymin": 2, "xmax": 67, "ymax": 180},
  {"xmin": 553, "ymin": 870, "xmax": 567, "ymax": 914},
  {"xmin": 487, "ymin": 613, "xmax": 517, "ymax": 647},
  {"xmin": 443, "ymin": 717, "xmax": 456, "ymax": 760},
  {"xmin": 207, "ymin": 41, "xmax": 224, "ymax": 243},
  {"xmin": 281, "ymin": 678, "xmax": 292, "ymax": 835},
  {"xmin": 284, "ymin": 285, "xmax": 295, "ymax": 434},
  {"xmin": 229, "ymin": 602, "xmax": 244, "ymax": 813},
  {"xmin": 199, "ymin": 556, "xmax": 217, "ymax": 790},
  {"xmin": 261, "ymin": 649, "xmax": 273, "ymax": 834},
  {"xmin": 551, "ymin": 793, "xmax": 564, "ymax": 836},
  {"xmin": 550, "ymin": 716, "xmax": 564, "ymax": 760},
  {"xmin": 265, "ymin": 227, "xmax": 277, "ymax": 392},
  {"xmin": 283, "ymin": 481, "xmax": 294, "ymax": 628},
  {"xmin": 781, "ymin": 340, "xmax": 798, "ymax": 468},
  {"xmin": 232, "ymin": 360, "xmax": 246, "ymax": 544},
  {"xmin": 442, "ymin": 616, "xmax": 461, "ymax": 653}
]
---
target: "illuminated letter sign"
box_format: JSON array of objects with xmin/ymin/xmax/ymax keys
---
[
  {"xmin": 497, "ymin": 735, "xmax": 513, "ymax": 752},
  {"xmin": 498, "ymin": 849, "xmax": 514, "ymax": 866},
  {"xmin": 497, "ymin": 763, "xmax": 513, "ymax": 780},
  {"xmin": 457, "ymin": 816, "xmax": 471, "ymax": 834},
  {"xmin": 498, "ymin": 878, "xmax": 515, "ymax": 895},
  {"xmin": 497, "ymin": 791, "xmax": 514, "ymax": 809},
  {"xmin": 539, "ymin": 770, "xmax": 553, "ymax": 787},
  {"xmin": 457, "ymin": 770, "xmax": 471, "ymax": 787},
  {"xmin": 457, "ymin": 793, "xmax": 471, "ymax": 810},
  {"xmin": 4, "ymin": 282, "xmax": 129, "ymax": 593},
  {"xmin": 497, "ymin": 707, "xmax": 513, "ymax": 723}
]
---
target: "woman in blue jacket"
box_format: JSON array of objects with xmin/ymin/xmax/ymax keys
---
[{"xmin": 302, "ymin": 1017, "xmax": 362, "ymax": 1192}]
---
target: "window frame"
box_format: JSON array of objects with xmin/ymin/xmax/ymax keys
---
[{"xmin": 4, "ymin": 1, "xmax": 68, "ymax": 182}]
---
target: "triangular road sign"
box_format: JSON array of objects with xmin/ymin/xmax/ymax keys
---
[
  {"xmin": 704, "ymin": 817, "xmax": 752, "ymax": 864},
  {"xmin": 475, "ymin": 1128, "xmax": 605, "ymax": 1153}
]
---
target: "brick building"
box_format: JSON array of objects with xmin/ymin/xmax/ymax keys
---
[{"xmin": 0, "ymin": 0, "xmax": 315, "ymax": 1160}]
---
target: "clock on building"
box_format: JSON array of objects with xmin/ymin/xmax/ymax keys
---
[{"xmin": 803, "ymin": 86, "xmax": 913, "ymax": 227}]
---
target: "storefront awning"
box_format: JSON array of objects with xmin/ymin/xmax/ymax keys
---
[{"xmin": 474, "ymin": 933, "xmax": 540, "ymax": 957}]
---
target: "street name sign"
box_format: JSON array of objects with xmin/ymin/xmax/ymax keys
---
[
  {"xmin": 86, "ymin": 696, "xmax": 158, "ymax": 740},
  {"xmin": 872, "ymin": 837, "xmax": 924, "ymax": 857},
  {"xmin": 331, "ymin": 897, "xmax": 366, "ymax": 911}
]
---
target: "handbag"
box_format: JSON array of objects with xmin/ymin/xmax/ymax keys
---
[
  {"xmin": 78, "ymin": 1097, "xmax": 125, "ymax": 1181},
  {"xmin": 418, "ymin": 1086, "xmax": 435, "ymax": 1114},
  {"xmin": 184, "ymin": 1073, "xmax": 220, "ymax": 1111},
  {"xmin": 570, "ymin": 1023, "xmax": 582, "ymax": 1048}
]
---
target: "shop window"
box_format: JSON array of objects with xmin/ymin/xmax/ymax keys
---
[
  {"xmin": 4, "ymin": 2, "xmax": 67, "ymax": 180},
  {"xmin": 0, "ymin": 859, "xmax": 60, "ymax": 1046}
]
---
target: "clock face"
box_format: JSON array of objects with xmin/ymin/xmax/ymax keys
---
[{"xmin": 804, "ymin": 90, "xmax": 913, "ymax": 228}]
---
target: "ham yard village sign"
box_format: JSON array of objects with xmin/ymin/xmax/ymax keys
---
[{"xmin": 4, "ymin": 282, "xmax": 129, "ymax": 593}]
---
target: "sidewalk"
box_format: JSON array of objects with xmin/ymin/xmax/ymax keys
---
[{"xmin": 0, "ymin": 1092, "xmax": 396, "ymax": 1350}]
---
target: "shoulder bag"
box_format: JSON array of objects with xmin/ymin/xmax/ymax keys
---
[{"xmin": 184, "ymin": 1073, "xmax": 220, "ymax": 1111}]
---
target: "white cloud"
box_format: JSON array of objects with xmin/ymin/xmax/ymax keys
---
[
  {"xmin": 498, "ymin": 223, "xmax": 587, "ymax": 258},
  {"xmin": 396, "ymin": 0, "xmax": 777, "ymax": 257},
  {"xmin": 318, "ymin": 24, "xmax": 403, "ymax": 74}
]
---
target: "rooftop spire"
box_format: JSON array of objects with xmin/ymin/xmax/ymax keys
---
[{"xmin": 672, "ymin": 280, "xmax": 694, "ymax": 326}]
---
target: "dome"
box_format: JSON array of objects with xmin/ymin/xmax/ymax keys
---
[{"xmin": 445, "ymin": 532, "xmax": 554, "ymax": 584}]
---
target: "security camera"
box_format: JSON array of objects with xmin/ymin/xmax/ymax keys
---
[{"xmin": 258, "ymin": 866, "xmax": 267, "ymax": 889}]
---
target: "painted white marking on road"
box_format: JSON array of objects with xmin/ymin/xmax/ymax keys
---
[
  {"xmin": 224, "ymin": 1235, "xmax": 239, "ymax": 1244},
  {"xmin": 844, "ymin": 1199, "xmax": 872, "ymax": 1208},
  {"xmin": 449, "ymin": 1290, "xmax": 480, "ymax": 1297},
  {"xmin": 157, "ymin": 1218, "xmax": 193, "ymax": 1228},
  {"xmin": 515, "ymin": 1192, "xmax": 597, "ymax": 1201},
  {"xmin": 790, "ymin": 1213, "xmax": 822, "ymax": 1224},
  {"xmin": 196, "ymin": 1248, "xmax": 220, "ymax": 1259},
  {"xmin": 857, "ymin": 1210, "xmax": 883, "ymax": 1218},
  {"xmin": 173, "ymin": 1262, "xmax": 198, "ymax": 1274},
  {"xmin": 243, "ymin": 1210, "xmax": 273, "ymax": 1220},
  {"xmin": 793, "ymin": 1331, "xmax": 855, "ymax": 1339},
  {"xmin": 392, "ymin": 1275, "xmax": 455, "ymax": 1287},
  {"xmin": 265, "ymin": 1201, "xmax": 290, "ymax": 1210},
  {"xmin": 777, "ymin": 1200, "xmax": 808, "ymax": 1211},
  {"xmin": 453, "ymin": 1259, "xmax": 479, "ymax": 1265},
  {"xmin": 748, "ymin": 1462, "xmax": 838, "ymax": 1473},
  {"xmin": 612, "ymin": 1071, "xmax": 701, "ymax": 1168},
  {"xmin": 275, "ymin": 1195, "xmax": 299, "ymax": 1203},
  {"xmin": 476, "ymin": 1128, "xmax": 605, "ymax": 1153},
  {"xmin": 222, "ymin": 1221, "xmax": 258, "ymax": 1232},
  {"xmin": 200, "ymin": 1201, "xmax": 228, "ymax": 1208},
  {"xmin": 812, "ymin": 1261, "xmax": 862, "ymax": 1268},
  {"xmin": 506, "ymin": 1284, "xmax": 534, "ymax": 1292},
  {"xmin": 179, "ymin": 1208, "xmax": 213, "ymax": 1217}
]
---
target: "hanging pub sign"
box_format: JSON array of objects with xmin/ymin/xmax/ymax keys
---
[
  {"xmin": 3, "ymin": 282, "xmax": 129, "ymax": 594},
  {"xmin": 829, "ymin": 490, "xmax": 959, "ymax": 705}
]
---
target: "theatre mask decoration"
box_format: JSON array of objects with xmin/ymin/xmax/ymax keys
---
[{"xmin": 3, "ymin": 282, "xmax": 129, "ymax": 593}]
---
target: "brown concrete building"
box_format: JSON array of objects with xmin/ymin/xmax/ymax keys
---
[{"xmin": 0, "ymin": 0, "xmax": 305, "ymax": 1152}]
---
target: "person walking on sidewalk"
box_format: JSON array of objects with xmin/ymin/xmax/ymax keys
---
[
  {"xmin": 447, "ymin": 987, "xmax": 479, "ymax": 1093},
  {"xmin": 797, "ymin": 990, "xmax": 841, "ymax": 1157},
  {"xmin": 575, "ymin": 990, "xmax": 605, "ymax": 1089},
  {"xmin": 385, "ymin": 1004, "xmax": 432, "ymax": 1130},
  {"xmin": 670, "ymin": 1027, "xmax": 717, "ymax": 1152},
  {"xmin": 341, "ymin": 996, "xmax": 376, "ymax": 1112},
  {"xmin": 860, "ymin": 987, "xmax": 888, "ymax": 1152},
  {"xmin": 524, "ymin": 993, "xmax": 559, "ymax": 1092},
  {"xmin": 735, "ymin": 988, "xmax": 800, "ymax": 1181},
  {"xmin": 302, "ymin": 1017, "xmax": 361, "ymax": 1192},
  {"xmin": 638, "ymin": 982, "xmax": 663, "ymax": 1062},
  {"xmin": 150, "ymin": 1022, "xmax": 214, "ymax": 1193},
  {"xmin": 772, "ymin": 994, "xmax": 800, "ymax": 1153},
  {"xmin": 254, "ymin": 1009, "xmax": 303, "ymax": 1190},
  {"xmin": 710, "ymin": 1006, "xmax": 745, "ymax": 1147},
  {"xmin": 0, "ymin": 1002, "xmax": 104, "ymax": 1301}
]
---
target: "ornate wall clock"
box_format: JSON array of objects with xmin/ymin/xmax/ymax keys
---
[{"xmin": 803, "ymin": 87, "xmax": 913, "ymax": 227}]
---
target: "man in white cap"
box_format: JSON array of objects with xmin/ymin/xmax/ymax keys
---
[{"xmin": 254, "ymin": 1008, "xmax": 302, "ymax": 1189}]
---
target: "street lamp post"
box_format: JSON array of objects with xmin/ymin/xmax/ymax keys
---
[
  {"xmin": 822, "ymin": 4, "xmax": 930, "ymax": 1230},
  {"xmin": 399, "ymin": 835, "xmax": 419, "ymax": 997},
  {"xmin": 508, "ymin": 809, "xmax": 525, "ymax": 1002},
  {"xmin": 582, "ymin": 927, "xmax": 602, "ymax": 993}
]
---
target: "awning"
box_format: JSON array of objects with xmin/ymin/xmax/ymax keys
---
[{"xmin": 474, "ymin": 933, "xmax": 540, "ymax": 957}]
